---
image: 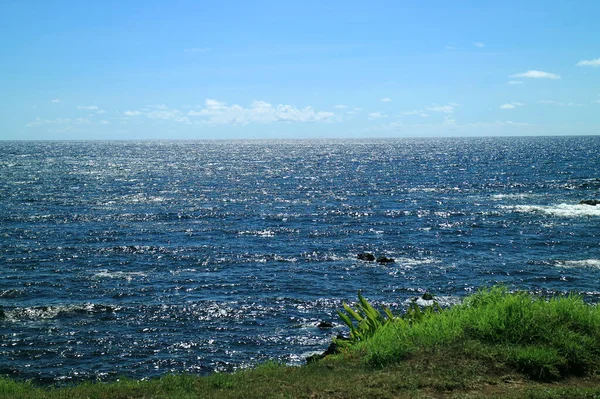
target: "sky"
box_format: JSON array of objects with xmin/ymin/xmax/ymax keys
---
[{"xmin": 1, "ymin": 0, "xmax": 600, "ymax": 140}]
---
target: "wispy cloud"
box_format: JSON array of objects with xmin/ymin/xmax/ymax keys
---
[
  {"xmin": 188, "ymin": 99, "xmax": 335, "ymax": 124},
  {"xmin": 380, "ymin": 97, "xmax": 392, "ymax": 102},
  {"xmin": 51, "ymin": 99, "xmax": 61, "ymax": 103},
  {"xmin": 576, "ymin": 58, "xmax": 600, "ymax": 67},
  {"xmin": 346, "ymin": 107, "xmax": 362, "ymax": 115},
  {"xmin": 508, "ymin": 80, "xmax": 523, "ymax": 85},
  {"xmin": 120, "ymin": 100, "xmax": 335, "ymax": 125},
  {"xmin": 124, "ymin": 105, "xmax": 191, "ymax": 123},
  {"xmin": 538, "ymin": 100, "xmax": 582, "ymax": 107},
  {"xmin": 334, "ymin": 104, "xmax": 348, "ymax": 109},
  {"xmin": 100, "ymin": 120, "xmax": 111, "ymax": 125},
  {"xmin": 510, "ymin": 70, "xmax": 560, "ymax": 79},
  {"xmin": 77, "ymin": 105, "xmax": 99, "ymax": 110},
  {"xmin": 400, "ymin": 110, "xmax": 430, "ymax": 118},
  {"xmin": 427, "ymin": 103, "xmax": 458, "ymax": 114},
  {"xmin": 473, "ymin": 42, "xmax": 485, "ymax": 48},
  {"xmin": 184, "ymin": 47, "xmax": 211, "ymax": 53},
  {"xmin": 399, "ymin": 103, "xmax": 458, "ymax": 119},
  {"xmin": 25, "ymin": 117, "xmax": 91, "ymax": 127},
  {"xmin": 368, "ymin": 112, "xmax": 387, "ymax": 119},
  {"xmin": 499, "ymin": 102, "xmax": 525, "ymax": 110}
]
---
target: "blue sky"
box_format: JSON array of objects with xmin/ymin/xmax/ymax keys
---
[{"xmin": 2, "ymin": 0, "xmax": 600, "ymax": 139}]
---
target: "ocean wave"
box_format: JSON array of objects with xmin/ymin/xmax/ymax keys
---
[
  {"xmin": 0, "ymin": 289, "xmax": 28, "ymax": 298},
  {"xmin": 404, "ymin": 295, "xmax": 462, "ymax": 308},
  {"xmin": 501, "ymin": 204, "xmax": 600, "ymax": 217},
  {"xmin": 394, "ymin": 257, "xmax": 441, "ymax": 267},
  {"xmin": 555, "ymin": 259, "xmax": 600, "ymax": 269},
  {"xmin": 490, "ymin": 193, "xmax": 536, "ymax": 201},
  {"xmin": 2, "ymin": 303, "xmax": 121, "ymax": 321},
  {"xmin": 93, "ymin": 270, "xmax": 147, "ymax": 280}
]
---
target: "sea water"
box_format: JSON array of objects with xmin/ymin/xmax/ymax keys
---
[{"xmin": 1, "ymin": 136, "xmax": 599, "ymax": 383}]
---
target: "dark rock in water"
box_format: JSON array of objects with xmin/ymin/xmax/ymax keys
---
[
  {"xmin": 306, "ymin": 334, "xmax": 346, "ymax": 363},
  {"xmin": 317, "ymin": 321, "xmax": 333, "ymax": 329},
  {"xmin": 376, "ymin": 256, "xmax": 395, "ymax": 264},
  {"xmin": 0, "ymin": 306, "xmax": 4, "ymax": 319},
  {"xmin": 580, "ymin": 200, "xmax": 600, "ymax": 206},
  {"xmin": 357, "ymin": 253, "xmax": 375, "ymax": 261},
  {"xmin": 421, "ymin": 292, "xmax": 434, "ymax": 301}
]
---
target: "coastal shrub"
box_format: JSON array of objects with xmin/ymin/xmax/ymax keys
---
[{"xmin": 339, "ymin": 286, "xmax": 600, "ymax": 380}]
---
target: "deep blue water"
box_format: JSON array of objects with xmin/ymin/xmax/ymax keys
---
[{"xmin": 1, "ymin": 137, "xmax": 599, "ymax": 384}]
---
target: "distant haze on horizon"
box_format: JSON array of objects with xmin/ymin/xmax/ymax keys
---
[{"xmin": 1, "ymin": 0, "xmax": 600, "ymax": 140}]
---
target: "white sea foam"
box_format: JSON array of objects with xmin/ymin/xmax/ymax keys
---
[
  {"xmin": 555, "ymin": 259, "xmax": 600, "ymax": 269},
  {"xmin": 3, "ymin": 303, "xmax": 120, "ymax": 321},
  {"xmin": 93, "ymin": 270, "xmax": 147, "ymax": 281},
  {"xmin": 501, "ymin": 204, "xmax": 600, "ymax": 217},
  {"xmin": 404, "ymin": 295, "xmax": 461, "ymax": 307},
  {"xmin": 491, "ymin": 193, "xmax": 535, "ymax": 201},
  {"xmin": 394, "ymin": 257, "xmax": 441, "ymax": 267},
  {"xmin": 238, "ymin": 230, "xmax": 275, "ymax": 237}
]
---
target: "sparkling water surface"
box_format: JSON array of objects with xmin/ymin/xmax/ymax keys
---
[{"xmin": 1, "ymin": 137, "xmax": 599, "ymax": 383}]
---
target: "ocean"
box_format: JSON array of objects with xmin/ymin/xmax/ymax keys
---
[{"xmin": 1, "ymin": 136, "xmax": 599, "ymax": 384}]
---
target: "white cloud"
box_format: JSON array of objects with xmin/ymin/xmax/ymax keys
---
[
  {"xmin": 510, "ymin": 70, "xmax": 561, "ymax": 79},
  {"xmin": 473, "ymin": 42, "xmax": 485, "ymax": 48},
  {"xmin": 427, "ymin": 104, "xmax": 456, "ymax": 114},
  {"xmin": 576, "ymin": 58, "xmax": 600, "ymax": 67},
  {"xmin": 187, "ymin": 99, "xmax": 335, "ymax": 125},
  {"xmin": 77, "ymin": 105, "xmax": 99, "ymax": 110},
  {"xmin": 368, "ymin": 112, "xmax": 387, "ymax": 119},
  {"xmin": 499, "ymin": 102, "xmax": 525, "ymax": 110},
  {"xmin": 124, "ymin": 110, "xmax": 143, "ymax": 116},
  {"xmin": 150, "ymin": 110, "xmax": 190, "ymax": 123},
  {"xmin": 346, "ymin": 107, "xmax": 362, "ymax": 115},
  {"xmin": 445, "ymin": 45, "xmax": 457, "ymax": 50},
  {"xmin": 25, "ymin": 117, "xmax": 90, "ymax": 127},
  {"xmin": 508, "ymin": 80, "xmax": 523, "ymax": 85},
  {"xmin": 51, "ymin": 98, "xmax": 61, "ymax": 103},
  {"xmin": 185, "ymin": 47, "xmax": 211, "ymax": 53},
  {"xmin": 334, "ymin": 104, "xmax": 348, "ymax": 109},
  {"xmin": 399, "ymin": 103, "xmax": 458, "ymax": 119},
  {"xmin": 26, "ymin": 117, "xmax": 71, "ymax": 127},
  {"xmin": 380, "ymin": 97, "xmax": 392, "ymax": 102},
  {"xmin": 100, "ymin": 120, "xmax": 111, "ymax": 125},
  {"xmin": 538, "ymin": 100, "xmax": 582, "ymax": 107},
  {"xmin": 74, "ymin": 118, "xmax": 91, "ymax": 125},
  {"xmin": 400, "ymin": 110, "xmax": 430, "ymax": 118}
]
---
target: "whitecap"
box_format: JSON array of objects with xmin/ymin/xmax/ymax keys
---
[
  {"xmin": 555, "ymin": 259, "xmax": 600, "ymax": 269},
  {"xmin": 404, "ymin": 295, "xmax": 461, "ymax": 308},
  {"xmin": 491, "ymin": 193, "xmax": 535, "ymax": 201},
  {"xmin": 501, "ymin": 204, "xmax": 600, "ymax": 217},
  {"xmin": 93, "ymin": 269, "xmax": 147, "ymax": 281}
]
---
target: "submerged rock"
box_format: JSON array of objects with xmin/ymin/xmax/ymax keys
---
[
  {"xmin": 421, "ymin": 292, "xmax": 435, "ymax": 301},
  {"xmin": 376, "ymin": 256, "xmax": 395, "ymax": 264},
  {"xmin": 357, "ymin": 253, "xmax": 375, "ymax": 261},
  {"xmin": 580, "ymin": 200, "xmax": 600, "ymax": 206},
  {"xmin": 317, "ymin": 321, "xmax": 333, "ymax": 329}
]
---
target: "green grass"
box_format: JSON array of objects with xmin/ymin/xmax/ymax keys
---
[
  {"xmin": 350, "ymin": 286, "xmax": 600, "ymax": 381},
  {"xmin": 2, "ymin": 286, "xmax": 600, "ymax": 398}
]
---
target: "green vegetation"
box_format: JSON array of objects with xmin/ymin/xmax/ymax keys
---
[
  {"xmin": 350, "ymin": 286, "xmax": 600, "ymax": 381},
  {"xmin": 2, "ymin": 286, "xmax": 600, "ymax": 398}
]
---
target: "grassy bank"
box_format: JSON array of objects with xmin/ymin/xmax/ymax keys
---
[{"xmin": 2, "ymin": 287, "xmax": 600, "ymax": 398}]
